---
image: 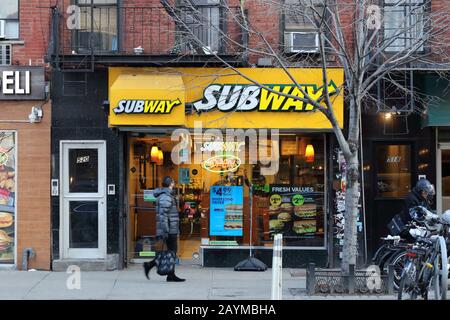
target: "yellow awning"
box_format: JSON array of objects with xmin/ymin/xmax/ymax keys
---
[
  {"xmin": 109, "ymin": 71, "xmax": 185, "ymax": 126},
  {"xmin": 108, "ymin": 67, "xmax": 344, "ymax": 130}
]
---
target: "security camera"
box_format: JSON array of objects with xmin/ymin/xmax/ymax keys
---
[{"xmin": 28, "ymin": 106, "xmax": 43, "ymax": 124}]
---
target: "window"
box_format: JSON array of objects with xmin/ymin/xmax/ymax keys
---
[
  {"xmin": 256, "ymin": 134, "xmax": 326, "ymax": 247},
  {"xmin": 283, "ymin": 0, "xmax": 323, "ymax": 53},
  {"xmin": 0, "ymin": 0, "xmax": 19, "ymax": 39},
  {"xmin": 0, "ymin": 44, "xmax": 11, "ymax": 65},
  {"xmin": 75, "ymin": 0, "xmax": 118, "ymax": 53},
  {"xmin": 376, "ymin": 144, "xmax": 412, "ymax": 198},
  {"xmin": 383, "ymin": 0, "xmax": 425, "ymax": 52},
  {"xmin": 176, "ymin": 0, "xmax": 222, "ymax": 54}
]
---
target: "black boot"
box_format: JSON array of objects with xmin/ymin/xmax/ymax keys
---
[
  {"xmin": 167, "ymin": 273, "xmax": 185, "ymax": 282},
  {"xmin": 143, "ymin": 260, "xmax": 156, "ymax": 280}
]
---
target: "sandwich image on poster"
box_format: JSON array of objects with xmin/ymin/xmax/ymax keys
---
[
  {"xmin": 294, "ymin": 203, "xmax": 317, "ymax": 218},
  {"xmin": 224, "ymin": 204, "xmax": 243, "ymax": 230},
  {"xmin": 293, "ymin": 220, "xmax": 317, "ymax": 234},
  {"xmin": 210, "ymin": 186, "xmax": 243, "ymax": 236}
]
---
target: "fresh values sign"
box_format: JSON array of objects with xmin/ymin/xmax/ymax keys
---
[
  {"xmin": 210, "ymin": 186, "xmax": 243, "ymax": 236},
  {"xmin": 269, "ymin": 184, "xmax": 321, "ymax": 237}
]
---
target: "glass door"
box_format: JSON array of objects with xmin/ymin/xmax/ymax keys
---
[
  {"xmin": 437, "ymin": 144, "xmax": 450, "ymax": 213},
  {"xmin": 61, "ymin": 141, "xmax": 106, "ymax": 259}
]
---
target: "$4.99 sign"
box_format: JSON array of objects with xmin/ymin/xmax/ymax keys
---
[{"xmin": 210, "ymin": 186, "xmax": 243, "ymax": 236}]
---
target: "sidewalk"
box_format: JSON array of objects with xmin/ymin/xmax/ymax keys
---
[{"xmin": 0, "ymin": 265, "xmax": 396, "ymax": 300}]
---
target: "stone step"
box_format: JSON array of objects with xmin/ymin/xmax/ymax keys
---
[{"xmin": 52, "ymin": 254, "xmax": 119, "ymax": 271}]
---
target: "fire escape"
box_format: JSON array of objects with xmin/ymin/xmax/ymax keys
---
[{"xmin": 46, "ymin": 0, "xmax": 247, "ymax": 96}]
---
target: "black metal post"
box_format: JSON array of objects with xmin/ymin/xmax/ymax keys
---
[
  {"xmin": 348, "ymin": 264, "xmax": 355, "ymax": 294},
  {"xmin": 307, "ymin": 263, "xmax": 316, "ymax": 295},
  {"xmin": 387, "ymin": 264, "xmax": 394, "ymax": 295}
]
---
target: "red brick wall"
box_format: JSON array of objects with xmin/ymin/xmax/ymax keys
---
[
  {"xmin": 0, "ymin": 101, "xmax": 52, "ymax": 271},
  {"xmin": 10, "ymin": 0, "xmax": 53, "ymax": 67}
]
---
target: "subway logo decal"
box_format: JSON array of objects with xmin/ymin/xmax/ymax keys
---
[
  {"xmin": 113, "ymin": 99, "xmax": 182, "ymax": 114},
  {"xmin": 193, "ymin": 82, "xmax": 339, "ymax": 113}
]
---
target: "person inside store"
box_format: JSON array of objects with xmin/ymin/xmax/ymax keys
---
[
  {"xmin": 388, "ymin": 178, "xmax": 439, "ymax": 241},
  {"xmin": 143, "ymin": 176, "xmax": 185, "ymax": 282}
]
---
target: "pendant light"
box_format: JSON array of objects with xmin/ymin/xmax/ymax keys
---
[
  {"xmin": 305, "ymin": 144, "xmax": 315, "ymax": 163},
  {"xmin": 150, "ymin": 143, "xmax": 159, "ymax": 162},
  {"xmin": 157, "ymin": 147, "xmax": 164, "ymax": 165}
]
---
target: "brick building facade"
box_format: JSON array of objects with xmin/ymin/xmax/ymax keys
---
[{"xmin": 0, "ymin": 0, "xmax": 52, "ymax": 270}]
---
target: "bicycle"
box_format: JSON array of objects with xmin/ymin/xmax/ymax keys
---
[{"xmin": 397, "ymin": 235, "xmax": 447, "ymax": 300}]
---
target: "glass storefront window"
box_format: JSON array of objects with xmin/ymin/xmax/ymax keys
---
[
  {"xmin": 254, "ymin": 135, "xmax": 326, "ymax": 247},
  {"xmin": 375, "ymin": 144, "xmax": 412, "ymax": 198},
  {"xmin": 127, "ymin": 132, "xmax": 327, "ymax": 260}
]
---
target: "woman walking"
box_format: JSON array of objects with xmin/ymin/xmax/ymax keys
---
[{"xmin": 143, "ymin": 176, "xmax": 185, "ymax": 282}]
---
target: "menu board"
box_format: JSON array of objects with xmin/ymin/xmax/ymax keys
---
[
  {"xmin": 0, "ymin": 132, "xmax": 15, "ymax": 264},
  {"xmin": 210, "ymin": 186, "xmax": 243, "ymax": 236},
  {"xmin": 269, "ymin": 184, "xmax": 322, "ymax": 238},
  {"xmin": 281, "ymin": 139, "xmax": 298, "ymax": 156}
]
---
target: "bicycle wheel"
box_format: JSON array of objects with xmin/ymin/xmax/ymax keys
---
[
  {"xmin": 432, "ymin": 236, "xmax": 448, "ymax": 300},
  {"xmin": 398, "ymin": 261, "xmax": 418, "ymax": 300},
  {"xmin": 372, "ymin": 244, "xmax": 389, "ymax": 268},
  {"xmin": 387, "ymin": 250, "xmax": 407, "ymax": 290}
]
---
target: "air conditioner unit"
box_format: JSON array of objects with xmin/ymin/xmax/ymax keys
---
[
  {"xmin": 285, "ymin": 31, "xmax": 319, "ymax": 53},
  {"xmin": 0, "ymin": 44, "xmax": 12, "ymax": 65},
  {"xmin": 0, "ymin": 20, "xmax": 5, "ymax": 39}
]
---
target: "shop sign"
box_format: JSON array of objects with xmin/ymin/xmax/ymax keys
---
[
  {"xmin": 108, "ymin": 67, "xmax": 344, "ymax": 129},
  {"xmin": 113, "ymin": 98, "xmax": 182, "ymax": 114},
  {"xmin": 193, "ymin": 82, "xmax": 338, "ymax": 113},
  {"xmin": 202, "ymin": 154, "xmax": 241, "ymax": 173},
  {"xmin": 210, "ymin": 186, "xmax": 243, "ymax": 236},
  {"xmin": 269, "ymin": 184, "xmax": 320, "ymax": 237},
  {"xmin": 0, "ymin": 67, "xmax": 45, "ymax": 100},
  {"xmin": 200, "ymin": 141, "xmax": 245, "ymax": 152},
  {"xmin": 0, "ymin": 131, "xmax": 15, "ymax": 264}
]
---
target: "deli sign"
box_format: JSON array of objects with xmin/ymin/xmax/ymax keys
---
[{"xmin": 0, "ymin": 66, "xmax": 45, "ymax": 100}]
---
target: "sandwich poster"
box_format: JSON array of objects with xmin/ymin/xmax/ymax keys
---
[
  {"xmin": 0, "ymin": 132, "xmax": 15, "ymax": 264},
  {"xmin": 210, "ymin": 186, "xmax": 243, "ymax": 236},
  {"xmin": 269, "ymin": 185, "xmax": 320, "ymax": 237}
]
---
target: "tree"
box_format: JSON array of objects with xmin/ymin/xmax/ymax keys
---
[{"xmin": 162, "ymin": 0, "xmax": 450, "ymax": 273}]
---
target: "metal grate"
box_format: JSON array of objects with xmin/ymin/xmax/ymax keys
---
[
  {"xmin": 307, "ymin": 264, "xmax": 394, "ymax": 295},
  {"xmin": 0, "ymin": 44, "xmax": 11, "ymax": 65}
]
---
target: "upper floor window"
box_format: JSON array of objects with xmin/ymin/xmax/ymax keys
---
[
  {"xmin": 75, "ymin": 0, "xmax": 118, "ymax": 53},
  {"xmin": 0, "ymin": 0, "xmax": 19, "ymax": 40},
  {"xmin": 383, "ymin": 0, "xmax": 425, "ymax": 52},
  {"xmin": 175, "ymin": 0, "xmax": 222, "ymax": 54},
  {"xmin": 283, "ymin": 0, "xmax": 323, "ymax": 54}
]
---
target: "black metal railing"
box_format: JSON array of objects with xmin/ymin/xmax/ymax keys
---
[{"xmin": 52, "ymin": 2, "xmax": 245, "ymax": 57}]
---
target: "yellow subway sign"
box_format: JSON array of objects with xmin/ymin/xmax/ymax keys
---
[
  {"xmin": 193, "ymin": 82, "xmax": 338, "ymax": 113},
  {"xmin": 108, "ymin": 67, "xmax": 344, "ymax": 129},
  {"xmin": 113, "ymin": 99, "xmax": 182, "ymax": 114}
]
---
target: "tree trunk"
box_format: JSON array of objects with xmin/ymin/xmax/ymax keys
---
[{"xmin": 341, "ymin": 151, "xmax": 360, "ymax": 274}]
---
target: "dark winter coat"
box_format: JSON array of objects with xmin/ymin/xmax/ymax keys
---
[
  {"xmin": 400, "ymin": 188, "xmax": 431, "ymax": 224},
  {"xmin": 154, "ymin": 187, "xmax": 180, "ymax": 238}
]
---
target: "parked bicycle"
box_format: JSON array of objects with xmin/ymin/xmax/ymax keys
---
[
  {"xmin": 397, "ymin": 234, "xmax": 447, "ymax": 300},
  {"xmin": 372, "ymin": 207, "xmax": 450, "ymax": 293}
]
